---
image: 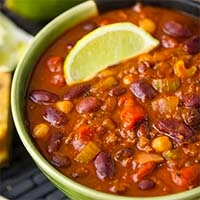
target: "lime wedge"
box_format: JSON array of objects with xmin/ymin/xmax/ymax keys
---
[
  {"xmin": 0, "ymin": 13, "xmax": 33, "ymax": 72},
  {"xmin": 64, "ymin": 22, "xmax": 159, "ymax": 85}
]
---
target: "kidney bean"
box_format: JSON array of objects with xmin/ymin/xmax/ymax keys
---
[
  {"xmin": 129, "ymin": 80, "xmax": 156, "ymax": 101},
  {"xmin": 114, "ymin": 148, "xmax": 133, "ymax": 162},
  {"xmin": 109, "ymin": 86, "xmax": 126, "ymax": 96},
  {"xmin": 29, "ymin": 90, "xmax": 59, "ymax": 104},
  {"xmin": 63, "ymin": 84, "xmax": 90, "ymax": 100},
  {"xmin": 184, "ymin": 35, "xmax": 200, "ymax": 54},
  {"xmin": 135, "ymin": 120, "xmax": 150, "ymax": 138},
  {"xmin": 138, "ymin": 61, "xmax": 152, "ymax": 73},
  {"xmin": 46, "ymin": 56, "xmax": 63, "ymax": 72},
  {"xmin": 161, "ymin": 35, "xmax": 178, "ymax": 48},
  {"xmin": 182, "ymin": 94, "xmax": 200, "ymax": 108},
  {"xmin": 94, "ymin": 152, "xmax": 115, "ymax": 180},
  {"xmin": 155, "ymin": 119, "xmax": 193, "ymax": 143},
  {"xmin": 50, "ymin": 74, "xmax": 66, "ymax": 87},
  {"xmin": 138, "ymin": 179, "xmax": 155, "ymax": 190},
  {"xmin": 182, "ymin": 108, "xmax": 200, "ymax": 129},
  {"xmin": 76, "ymin": 96, "xmax": 101, "ymax": 113},
  {"xmin": 83, "ymin": 22, "xmax": 98, "ymax": 31},
  {"xmin": 43, "ymin": 107, "xmax": 67, "ymax": 127},
  {"xmin": 51, "ymin": 154, "xmax": 71, "ymax": 168},
  {"xmin": 48, "ymin": 132, "xmax": 63, "ymax": 153},
  {"xmin": 163, "ymin": 20, "xmax": 191, "ymax": 38}
]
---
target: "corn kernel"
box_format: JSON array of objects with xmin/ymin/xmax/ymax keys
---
[
  {"xmin": 56, "ymin": 100, "xmax": 73, "ymax": 114},
  {"xmin": 33, "ymin": 123, "xmax": 49, "ymax": 138},
  {"xmin": 152, "ymin": 136, "xmax": 172, "ymax": 153},
  {"xmin": 139, "ymin": 18, "xmax": 156, "ymax": 34}
]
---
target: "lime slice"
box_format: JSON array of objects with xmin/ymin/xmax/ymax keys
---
[
  {"xmin": 0, "ymin": 13, "xmax": 33, "ymax": 72},
  {"xmin": 64, "ymin": 22, "xmax": 159, "ymax": 85}
]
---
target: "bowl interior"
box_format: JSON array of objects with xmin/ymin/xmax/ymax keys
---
[{"xmin": 11, "ymin": 1, "xmax": 200, "ymax": 200}]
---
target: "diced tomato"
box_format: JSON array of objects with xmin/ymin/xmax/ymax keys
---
[
  {"xmin": 132, "ymin": 162, "xmax": 156, "ymax": 182},
  {"xmin": 77, "ymin": 125, "xmax": 94, "ymax": 142},
  {"xmin": 120, "ymin": 106, "xmax": 145, "ymax": 130},
  {"xmin": 171, "ymin": 164, "xmax": 200, "ymax": 188}
]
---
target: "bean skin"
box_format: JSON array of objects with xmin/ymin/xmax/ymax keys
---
[
  {"xmin": 43, "ymin": 107, "xmax": 67, "ymax": 127},
  {"xmin": 48, "ymin": 132, "xmax": 63, "ymax": 153},
  {"xmin": 94, "ymin": 152, "xmax": 115, "ymax": 180},
  {"xmin": 182, "ymin": 94, "xmax": 200, "ymax": 108},
  {"xmin": 184, "ymin": 35, "xmax": 200, "ymax": 54},
  {"xmin": 76, "ymin": 96, "xmax": 101, "ymax": 113},
  {"xmin": 129, "ymin": 80, "xmax": 156, "ymax": 101},
  {"xmin": 114, "ymin": 148, "xmax": 133, "ymax": 162},
  {"xmin": 163, "ymin": 20, "xmax": 191, "ymax": 38},
  {"xmin": 155, "ymin": 119, "xmax": 193, "ymax": 143},
  {"xmin": 182, "ymin": 108, "xmax": 200, "ymax": 129},
  {"xmin": 51, "ymin": 154, "xmax": 71, "ymax": 168},
  {"xmin": 138, "ymin": 179, "xmax": 155, "ymax": 190},
  {"xmin": 109, "ymin": 86, "xmax": 126, "ymax": 96},
  {"xmin": 63, "ymin": 84, "xmax": 90, "ymax": 100},
  {"xmin": 161, "ymin": 35, "xmax": 178, "ymax": 48},
  {"xmin": 29, "ymin": 90, "xmax": 59, "ymax": 104}
]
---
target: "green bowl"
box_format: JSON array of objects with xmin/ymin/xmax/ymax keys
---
[{"xmin": 11, "ymin": 1, "xmax": 200, "ymax": 200}]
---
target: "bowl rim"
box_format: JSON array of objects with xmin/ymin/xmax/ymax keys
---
[{"xmin": 11, "ymin": 1, "xmax": 200, "ymax": 200}]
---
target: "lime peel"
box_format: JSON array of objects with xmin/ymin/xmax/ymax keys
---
[
  {"xmin": 0, "ymin": 13, "xmax": 33, "ymax": 72},
  {"xmin": 64, "ymin": 22, "xmax": 159, "ymax": 85}
]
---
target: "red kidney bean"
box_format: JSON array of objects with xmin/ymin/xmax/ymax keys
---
[
  {"xmin": 46, "ymin": 56, "xmax": 63, "ymax": 72},
  {"xmin": 135, "ymin": 120, "xmax": 150, "ymax": 138},
  {"xmin": 76, "ymin": 96, "xmax": 101, "ymax": 113},
  {"xmin": 109, "ymin": 86, "xmax": 126, "ymax": 96},
  {"xmin": 163, "ymin": 20, "xmax": 191, "ymax": 37},
  {"xmin": 43, "ymin": 107, "xmax": 67, "ymax": 127},
  {"xmin": 114, "ymin": 147, "xmax": 133, "ymax": 162},
  {"xmin": 50, "ymin": 73, "xmax": 66, "ymax": 87},
  {"xmin": 182, "ymin": 94, "xmax": 200, "ymax": 108},
  {"xmin": 29, "ymin": 90, "xmax": 59, "ymax": 104},
  {"xmin": 155, "ymin": 119, "xmax": 193, "ymax": 143},
  {"xmin": 182, "ymin": 108, "xmax": 200, "ymax": 129},
  {"xmin": 48, "ymin": 132, "xmax": 63, "ymax": 153},
  {"xmin": 83, "ymin": 22, "xmax": 98, "ymax": 31},
  {"xmin": 184, "ymin": 35, "xmax": 200, "ymax": 54},
  {"xmin": 51, "ymin": 154, "xmax": 71, "ymax": 168},
  {"xmin": 138, "ymin": 61, "xmax": 152, "ymax": 73},
  {"xmin": 138, "ymin": 179, "xmax": 155, "ymax": 190},
  {"xmin": 129, "ymin": 80, "xmax": 157, "ymax": 101},
  {"xmin": 63, "ymin": 84, "xmax": 90, "ymax": 100},
  {"xmin": 94, "ymin": 152, "xmax": 115, "ymax": 180},
  {"xmin": 161, "ymin": 35, "xmax": 178, "ymax": 48}
]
